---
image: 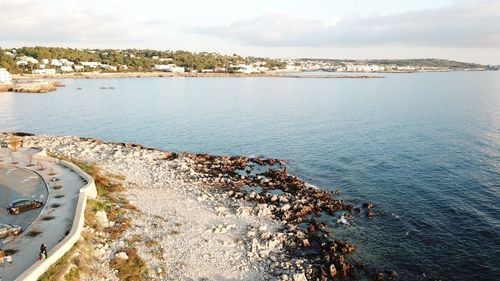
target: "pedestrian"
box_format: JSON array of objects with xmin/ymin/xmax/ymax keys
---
[
  {"xmin": 37, "ymin": 244, "xmax": 47, "ymax": 261},
  {"xmin": 0, "ymin": 248, "xmax": 4, "ymax": 267},
  {"xmin": 37, "ymin": 251, "xmax": 46, "ymax": 261},
  {"xmin": 40, "ymin": 244, "xmax": 47, "ymax": 257}
]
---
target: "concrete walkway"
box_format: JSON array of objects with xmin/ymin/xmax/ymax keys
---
[
  {"xmin": 0, "ymin": 148, "xmax": 86, "ymax": 281},
  {"xmin": 0, "ymin": 166, "xmax": 47, "ymax": 233}
]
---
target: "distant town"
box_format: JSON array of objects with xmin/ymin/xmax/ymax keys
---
[{"xmin": 1, "ymin": 47, "xmax": 499, "ymax": 85}]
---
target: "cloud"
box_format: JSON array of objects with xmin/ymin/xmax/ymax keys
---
[
  {"xmin": 0, "ymin": 0, "xmax": 145, "ymax": 45},
  {"xmin": 193, "ymin": 1, "xmax": 500, "ymax": 48}
]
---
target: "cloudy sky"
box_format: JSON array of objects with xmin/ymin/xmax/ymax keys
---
[{"xmin": 1, "ymin": 0, "xmax": 499, "ymax": 64}]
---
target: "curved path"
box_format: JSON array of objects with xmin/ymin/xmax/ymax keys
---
[
  {"xmin": 0, "ymin": 166, "xmax": 48, "ymax": 233},
  {"xmin": 0, "ymin": 148, "xmax": 87, "ymax": 281}
]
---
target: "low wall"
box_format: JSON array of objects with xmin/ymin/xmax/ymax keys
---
[{"xmin": 14, "ymin": 148, "xmax": 97, "ymax": 281}]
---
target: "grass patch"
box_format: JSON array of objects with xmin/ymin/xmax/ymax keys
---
[
  {"xmin": 169, "ymin": 230, "xmax": 180, "ymax": 236},
  {"xmin": 145, "ymin": 239, "xmax": 159, "ymax": 248},
  {"xmin": 43, "ymin": 155, "xmax": 144, "ymax": 280},
  {"xmin": 106, "ymin": 172, "xmax": 126, "ymax": 181},
  {"xmin": 65, "ymin": 267, "xmax": 82, "ymax": 281},
  {"xmin": 105, "ymin": 217, "xmax": 132, "ymax": 239},
  {"xmin": 84, "ymin": 200, "xmax": 102, "ymax": 231},
  {"xmin": 27, "ymin": 230, "xmax": 42, "ymax": 237},
  {"xmin": 128, "ymin": 234, "xmax": 143, "ymax": 244},
  {"xmin": 42, "ymin": 216, "xmax": 56, "ymax": 221},
  {"xmin": 110, "ymin": 247, "xmax": 149, "ymax": 281},
  {"xmin": 4, "ymin": 249, "xmax": 18, "ymax": 255},
  {"xmin": 123, "ymin": 203, "xmax": 139, "ymax": 211}
]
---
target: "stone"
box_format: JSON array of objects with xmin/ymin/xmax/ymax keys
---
[
  {"xmin": 115, "ymin": 251, "xmax": 128, "ymax": 260},
  {"xmin": 292, "ymin": 273, "xmax": 307, "ymax": 281},
  {"xmin": 329, "ymin": 264, "xmax": 337, "ymax": 278},
  {"xmin": 95, "ymin": 210, "xmax": 109, "ymax": 225},
  {"xmin": 363, "ymin": 202, "xmax": 374, "ymax": 209}
]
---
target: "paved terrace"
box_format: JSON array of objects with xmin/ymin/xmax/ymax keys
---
[{"xmin": 0, "ymin": 148, "xmax": 87, "ymax": 281}]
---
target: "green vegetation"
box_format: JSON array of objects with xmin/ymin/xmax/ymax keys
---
[
  {"xmin": 0, "ymin": 46, "xmax": 286, "ymax": 73},
  {"xmin": 365, "ymin": 59, "xmax": 484, "ymax": 69},
  {"xmin": 110, "ymin": 247, "xmax": 149, "ymax": 281},
  {"xmin": 299, "ymin": 58, "xmax": 485, "ymax": 69},
  {"xmin": 39, "ymin": 154, "xmax": 145, "ymax": 280}
]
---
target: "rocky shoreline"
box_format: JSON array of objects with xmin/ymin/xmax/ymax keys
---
[
  {"xmin": 0, "ymin": 132, "xmax": 392, "ymax": 281},
  {"xmin": 0, "ymin": 80, "xmax": 64, "ymax": 93},
  {"xmin": 11, "ymin": 71, "xmax": 383, "ymax": 80}
]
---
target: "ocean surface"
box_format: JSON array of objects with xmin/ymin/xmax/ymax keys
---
[{"xmin": 1, "ymin": 72, "xmax": 499, "ymax": 280}]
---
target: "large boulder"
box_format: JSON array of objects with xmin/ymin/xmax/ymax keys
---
[{"xmin": 96, "ymin": 210, "xmax": 109, "ymax": 225}]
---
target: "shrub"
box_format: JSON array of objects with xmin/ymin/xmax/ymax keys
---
[{"xmin": 110, "ymin": 247, "xmax": 149, "ymax": 281}]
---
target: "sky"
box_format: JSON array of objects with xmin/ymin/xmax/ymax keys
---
[{"xmin": 1, "ymin": 0, "xmax": 499, "ymax": 64}]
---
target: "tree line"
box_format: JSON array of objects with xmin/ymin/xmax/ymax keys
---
[{"xmin": 0, "ymin": 47, "xmax": 287, "ymax": 73}]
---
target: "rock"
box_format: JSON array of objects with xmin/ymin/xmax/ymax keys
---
[
  {"xmin": 371, "ymin": 273, "xmax": 385, "ymax": 281},
  {"xmin": 260, "ymin": 231, "xmax": 272, "ymax": 240},
  {"xmin": 279, "ymin": 195, "xmax": 289, "ymax": 203},
  {"xmin": 385, "ymin": 270, "xmax": 397, "ymax": 279},
  {"xmin": 115, "ymin": 252, "xmax": 128, "ymax": 260},
  {"xmin": 96, "ymin": 210, "xmax": 109, "ymax": 225},
  {"xmin": 363, "ymin": 202, "xmax": 374, "ymax": 209},
  {"xmin": 236, "ymin": 206, "xmax": 253, "ymax": 217},
  {"xmin": 292, "ymin": 273, "xmax": 307, "ymax": 281},
  {"xmin": 301, "ymin": 239, "xmax": 310, "ymax": 248},
  {"xmin": 255, "ymin": 204, "xmax": 273, "ymax": 217},
  {"xmin": 329, "ymin": 264, "xmax": 337, "ymax": 278},
  {"xmin": 281, "ymin": 204, "xmax": 292, "ymax": 212}
]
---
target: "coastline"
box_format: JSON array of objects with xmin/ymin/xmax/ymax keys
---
[
  {"xmin": 11, "ymin": 71, "xmax": 384, "ymax": 80},
  {"xmin": 0, "ymin": 132, "xmax": 388, "ymax": 280}
]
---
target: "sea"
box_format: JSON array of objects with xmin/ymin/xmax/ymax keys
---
[{"xmin": 1, "ymin": 71, "xmax": 499, "ymax": 280}]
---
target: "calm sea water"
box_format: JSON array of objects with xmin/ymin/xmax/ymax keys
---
[{"xmin": 1, "ymin": 72, "xmax": 499, "ymax": 280}]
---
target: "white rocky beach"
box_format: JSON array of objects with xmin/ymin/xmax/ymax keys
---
[{"xmin": 1, "ymin": 133, "xmax": 317, "ymax": 281}]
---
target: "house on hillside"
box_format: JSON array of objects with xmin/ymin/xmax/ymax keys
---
[
  {"xmin": 81, "ymin": 61, "xmax": 101, "ymax": 68},
  {"xmin": 32, "ymin": 69, "xmax": 56, "ymax": 75},
  {"xmin": 153, "ymin": 64, "xmax": 185, "ymax": 73},
  {"xmin": 60, "ymin": 66, "xmax": 74, "ymax": 72},
  {"xmin": 0, "ymin": 68, "xmax": 13, "ymax": 84}
]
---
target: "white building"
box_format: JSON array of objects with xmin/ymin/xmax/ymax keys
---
[
  {"xmin": 60, "ymin": 59, "xmax": 74, "ymax": 66},
  {"xmin": 51, "ymin": 59, "xmax": 62, "ymax": 67},
  {"xmin": 41, "ymin": 59, "xmax": 49, "ymax": 64},
  {"xmin": 16, "ymin": 60, "xmax": 28, "ymax": 66},
  {"xmin": 18, "ymin": 56, "xmax": 39, "ymax": 64},
  {"xmin": 153, "ymin": 64, "xmax": 185, "ymax": 73},
  {"xmin": 73, "ymin": 65, "xmax": 85, "ymax": 71},
  {"xmin": 81, "ymin": 61, "xmax": 101, "ymax": 68},
  {"xmin": 32, "ymin": 69, "xmax": 56, "ymax": 75},
  {"xmin": 0, "ymin": 68, "xmax": 13, "ymax": 84},
  {"xmin": 4, "ymin": 51, "xmax": 15, "ymax": 58},
  {"xmin": 60, "ymin": 66, "xmax": 74, "ymax": 72},
  {"xmin": 100, "ymin": 64, "xmax": 117, "ymax": 71}
]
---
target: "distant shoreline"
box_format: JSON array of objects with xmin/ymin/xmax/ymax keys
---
[{"xmin": 11, "ymin": 71, "xmax": 384, "ymax": 80}]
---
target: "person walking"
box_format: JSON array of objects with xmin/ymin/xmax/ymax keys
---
[
  {"xmin": 38, "ymin": 244, "xmax": 48, "ymax": 261},
  {"xmin": 0, "ymin": 248, "xmax": 4, "ymax": 267}
]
